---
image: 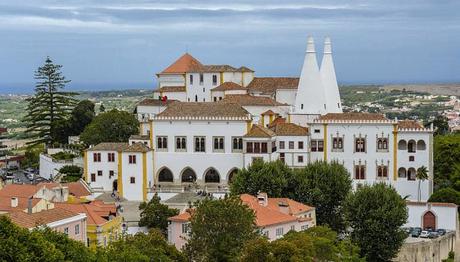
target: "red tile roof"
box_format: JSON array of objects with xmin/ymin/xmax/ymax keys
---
[
  {"xmin": 219, "ymin": 94, "xmax": 286, "ymax": 106},
  {"xmin": 318, "ymin": 113, "xmax": 388, "ymax": 121},
  {"xmin": 211, "ymin": 82, "xmax": 246, "ymax": 91},
  {"xmin": 398, "ymin": 120, "xmax": 424, "ymax": 129},
  {"xmin": 55, "ymin": 201, "xmax": 116, "ymax": 226},
  {"xmin": 267, "ymin": 117, "xmax": 286, "ymax": 128},
  {"xmin": 247, "ymin": 77, "xmax": 299, "ymax": 95},
  {"xmin": 161, "ymin": 53, "xmax": 203, "ymax": 74},
  {"xmin": 156, "ymin": 102, "xmax": 250, "ymax": 118},
  {"xmin": 270, "ymin": 123, "xmax": 308, "ymax": 136},
  {"xmin": 244, "ymin": 124, "xmax": 276, "ymax": 138},
  {"xmin": 0, "ymin": 197, "xmax": 42, "ymax": 212},
  {"xmin": 261, "ymin": 110, "xmax": 276, "ymax": 116},
  {"xmin": 0, "ymin": 184, "xmax": 41, "ymax": 198},
  {"xmin": 6, "ymin": 208, "xmax": 81, "ymax": 229}
]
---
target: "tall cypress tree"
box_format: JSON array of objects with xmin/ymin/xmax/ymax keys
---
[{"xmin": 24, "ymin": 57, "xmax": 77, "ymax": 146}]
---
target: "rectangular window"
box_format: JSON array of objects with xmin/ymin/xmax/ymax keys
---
[
  {"xmin": 214, "ymin": 97, "xmax": 217, "ymax": 102},
  {"xmin": 301, "ymin": 225, "xmax": 309, "ymax": 231},
  {"xmin": 314, "ymin": 129, "xmax": 320, "ymax": 133},
  {"xmin": 64, "ymin": 227, "xmax": 69, "ymax": 235},
  {"xmin": 254, "ymin": 142, "xmax": 261, "ymax": 153},
  {"xmin": 280, "ymin": 153, "xmax": 285, "ymax": 163},
  {"xmin": 199, "ymin": 73, "xmax": 204, "ymax": 85},
  {"xmin": 289, "ymin": 141, "xmax": 294, "ymax": 149},
  {"xmin": 355, "ymin": 138, "xmax": 366, "ymax": 153},
  {"xmin": 213, "ymin": 137, "xmax": 225, "ymax": 152},
  {"xmin": 272, "ymin": 141, "xmax": 277, "ymax": 152},
  {"xmin": 377, "ymin": 138, "xmax": 389, "ymax": 151},
  {"xmin": 354, "ymin": 165, "xmax": 366, "ymax": 180},
  {"xmin": 109, "ymin": 170, "xmax": 114, "ymax": 178},
  {"xmin": 194, "ymin": 136, "xmax": 206, "ymax": 152},
  {"xmin": 232, "ymin": 137, "xmax": 243, "ymax": 152},
  {"xmin": 276, "ymin": 227, "xmax": 284, "ymax": 237},
  {"xmin": 290, "ymin": 225, "xmax": 295, "ymax": 231},
  {"xmin": 157, "ymin": 136, "xmax": 168, "ymax": 150},
  {"xmin": 93, "ymin": 153, "xmax": 101, "ymax": 162},
  {"xmin": 279, "ymin": 141, "xmax": 285, "ymax": 149},
  {"xmin": 130, "ymin": 177, "xmax": 135, "ymax": 184},
  {"xmin": 75, "ymin": 224, "xmax": 80, "ymax": 235},
  {"xmin": 128, "ymin": 155, "xmax": 136, "ymax": 164},
  {"xmin": 332, "ymin": 137, "xmax": 343, "ymax": 151},
  {"xmin": 212, "ymin": 75, "xmax": 217, "ymax": 85},
  {"xmin": 190, "ymin": 74, "xmax": 193, "ymax": 85},
  {"xmin": 311, "ymin": 140, "xmax": 324, "ymax": 152},
  {"xmin": 246, "ymin": 142, "xmax": 253, "ymax": 153},
  {"xmin": 97, "ymin": 170, "xmax": 102, "ymax": 176},
  {"xmin": 182, "ymin": 223, "xmax": 190, "ymax": 234},
  {"xmin": 298, "ymin": 156, "xmax": 304, "ymax": 163},
  {"xmin": 298, "ymin": 141, "xmax": 304, "ymax": 149},
  {"xmin": 263, "ymin": 230, "xmax": 269, "ymax": 238},
  {"xmin": 175, "ymin": 136, "xmax": 187, "ymax": 151},
  {"xmin": 261, "ymin": 142, "xmax": 268, "ymax": 153},
  {"xmin": 108, "ymin": 152, "xmax": 115, "ymax": 162},
  {"xmin": 377, "ymin": 165, "xmax": 388, "ymax": 179},
  {"xmin": 91, "ymin": 173, "xmax": 96, "ymax": 182},
  {"xmin": 409, "ymin": 156, "xmax": 415, "ymax": 162}
]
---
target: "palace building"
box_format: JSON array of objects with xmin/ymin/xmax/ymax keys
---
[{"xmin": 83, "ymin": 36, "xmax": 433, "ymax": 203}]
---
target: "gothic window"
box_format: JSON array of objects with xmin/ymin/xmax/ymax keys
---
[
  {"xmin": 354, "ymin": 164, "xmax": 366, "ymax": 180},
  {"xmin": 355, "ymin": 137, "xmax": 366, "ymax": 153},
  {"xmin": 194, "ymin": 137, "xmax": 206, "ymax": 152},
  {"xmin": 157, "ymin": 136, "xmax": 168, "ymax": 150},
  {"xmin": 175, "ymin": 136, "xmax": 187, "ymax": 151}
]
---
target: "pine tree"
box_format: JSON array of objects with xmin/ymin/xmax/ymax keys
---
[{"xmin": 24, "ymin": 57, "xmax": 77, "ymax": 146}]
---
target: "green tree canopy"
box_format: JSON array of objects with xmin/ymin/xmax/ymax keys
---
[
  {"xmin": 138, "ymin": 194, "xmax": 179, "ymax": 234},
  {"xmin": 433, "ymin": 133, "xmax": 460, "ymax": 189},
  {"xmin": 230, "ymin": 160, "xmax": 353, "ymax": 233},
  {"xmin": 105, "ymin": 229, "xmax": 186, "ymax": 262},
  {"xmin": 184, "ymin": 196, "xmax": 257, "ymax": 261},
  {"xmin": 290, "ymin": 161, "xmax": 352, "ymax": 233},
  {"xmin": 231, "ymin": 160, "xmax": 292, "ymax": 197},
  {"xmin": 80, "ymin": 109, "xmax": 139, "ymax": 145},
  {"xmin": 428, "ymin": 188, "xmax": 460, "ymax": 205},
  {"xmin": 344, "ymin": 183, "xmax": 408, "ymax": 262},
  {"xmin": 240, "ymin": 226, "xmax": 363, "ymax": 262},
  {"xmin": 59, "ymin": 165, "xmax": 83, "ymax": 183},
  {"xmin": 24, "ymin": 57, "xmax": 77, "ymax": 146}
]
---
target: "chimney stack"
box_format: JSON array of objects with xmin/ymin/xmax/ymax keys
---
[
  {"xmin": 27, "ymin": 197, "xmax": 33, "ymax": 214},
  {"xmin": 11, "ymin": 197, "xmax": 18, "ymax": 208},
  {"xmin": 320, "ymin": 36, "xmax": 342, "ymax": 113},
  {"xmin": 293, "ymin": 36, "xmax": 327, "ymax": 115},
  {"xmin": 257, "ymin": 192, "xmax": 268, "ymax": 207}
]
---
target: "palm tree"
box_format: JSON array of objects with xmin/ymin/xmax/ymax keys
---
[{"xmin": 416, "ymin": 166, "xmax": 429, "ymax": 202}]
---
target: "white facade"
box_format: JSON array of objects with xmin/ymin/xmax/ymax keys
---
[{"xmin": 405, "ymin": 202, "xmax": 458, "ymax": 231}]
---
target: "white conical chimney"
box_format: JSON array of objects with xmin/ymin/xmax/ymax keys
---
[
  {"xmin": 294, "ymin": 36, "xmax": 327, "ymax": 115},
  {"xmin": 320, "ymin": 37, "xmax": 342, "ymax": 113}
]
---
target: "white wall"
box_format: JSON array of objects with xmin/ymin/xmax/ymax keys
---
[
  {"xmin": 158, "ymin": 74, "xmax": 185, "ymax": 88},
  {"xmin": 276, "ymin": 89, "xmax": 297, "ymax": 105},
  {"xmin": 405, "ymin": 203, "xmax": 458, "ymax": 231},
  {"xmin": 86, "ymin": 150, "xmax": 119, "ymax": 191},
  {"xmin": 153, "ymin": 120, "xmax": 247, "ymax": 184}
]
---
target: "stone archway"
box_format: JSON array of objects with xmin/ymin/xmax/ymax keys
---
[
  {"xmin": 158, "ymin": 167, "xmax": 174, "ymax": 182},
  {"xmin": 423, "ymin": 211, "xmax": 436, "ymax": 230},
  {"xmin": 181, "ymin": 167, "xmax": 197, "ymax": 183},
  {"xmin": 204, "ymin": 168, "xmax": 220, "ymax": 183},
  {"xmin": 227, "ymin": 168, "xmax": 239, "ymax": 184}
]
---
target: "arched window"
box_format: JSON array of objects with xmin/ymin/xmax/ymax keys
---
[
  {"xmin": 227, "ymin": 168, "xmax": 238, "ymax": 184},
  {"xmin": 398, "ymin": 167, "xmax": 407, "ymax": 178},
  {"xmin": 204, "ymin": 168, "xmax": 220, "ymax": 183},
  {"xmin": 398, "ymin": 140, "xmax": 407, "ymax": 150},
  {"xmin": 408, "ymin": 168, "xmax": 416, "ymax": 181},
  {"xmin": 408, "ymin": 140, "xmax": 416, "ymax": 153},
  {"xmin": 158, "ymin": 168, "xmax": 173, "ymax": 182},
  {"xmin": 181, "ymin": 168, "xmax": 197, "ymax": 183},
  {"xmin": 417, "ymin": 140, "xmax": 426, "ymax": 150}
]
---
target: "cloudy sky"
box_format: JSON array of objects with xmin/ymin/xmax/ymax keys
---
[{"xmin": 0, "ymin": 0, "xmax": 459, "ymax": 93}]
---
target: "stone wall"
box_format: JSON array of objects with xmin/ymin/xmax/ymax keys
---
[{"xmin": 395, "ymin": 232, "xmax": 457, "ymax": 262}]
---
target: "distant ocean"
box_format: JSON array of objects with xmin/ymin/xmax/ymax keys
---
[{"xmin": 0, "ymin": 82, "xmax": 155, "ymax": 95}]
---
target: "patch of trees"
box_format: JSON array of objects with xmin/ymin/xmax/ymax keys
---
[{"xmin": 138, "ymin": 194, "xmax": 179, "ymax": 235}]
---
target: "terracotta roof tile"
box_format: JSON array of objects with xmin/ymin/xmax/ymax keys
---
[
  {"xmin": 219, "ymin": 94, "xmax": 286, "ymax": 106},
  {"xmin": 0, "ymin": 184, "xmax": 41, "ymax": 198},
  {"xmin": 6, "ymin": 208, "xmax": 81, "ymax": 229},
  {"xmin": 318, "ymin": 113, "xmax": 388, "ymax": 121},
  {"xmin": 161, "ymin": 53, "xmax": 204, "ymax": 74},
  {"xmin": 247, "ymin": 77, "xmax": 299, "ymax": 95},
  {"xmin": 0, "ymin": 197, "xmax": 42, "ymax": 212},
  {"xmin": 211, "ymin": 82, "xmax": 246, "ymax": 91},
  {"xmin": 238, "ymin": 66, "xmax": 254, "ymax": 72},
  {"xmin": 398, "ymin": 120, "xmax": 424, "ymax": 129},
  {"xmin": 267, "ymin": 198, "xmax": 313, "ymax": 215},
  {"xmin": 267, "ymin": 117, "xmax": 286, "ymax": 128},
  {"xmin": 156, "ymin": 86, "xmax": 186, "ymax": 93},
  {"xmin": 124, "ymin": 142, "xmax": 152, "ymax": 153},
  {"xmin": 270, "ymin": 123, "xmax": 308, "ymax": 136},
  {"xmin": 244, "ymin": 125, "xmax": 276, "ymax": 138},
  {"xmin": 86, "ymin": 143, "xmax": 129, "ymax": 152},
  {"xmin": 138, "ymin": 98, "xmax": 177, "ymax": 106},
  {"xmin": 55, "ymin": 201, "xmax": 116, "ymax": 226},
  {"xmin": 261, "ymin": 110, "xmax": 276, "ymax": 116},
  {"xmin": 240, "ymin": 194, "xmax": 297, "ymax": 227},
  {"xmin": 168, "ymin": 209, "xmax": 193, "ymax": 222},
  {"xmin": 156, "ymin": 102, "xmax": 250, "ymax": 118}
]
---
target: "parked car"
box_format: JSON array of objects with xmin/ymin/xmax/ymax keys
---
[
  {"xmin": 428, "ymin": 231, "xmax": 439, "ymax": 239},
  {"xmin": 402, "ymin": 227, "xmax": 412, "ymax": 235},
  {"xmin": 437, "ymin": 229, "xmax": 446, "ymax": 236},
  {"xmin": 420, "ymin": 230, "xmax": 430, "ymax": 238},
  {"xmin": 410, "ymin": 227, "xmax": 422, "ymax": 237},
  {"xmin": 5, "ymin": 172, "xmax": 15, "ymax": 180}
]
